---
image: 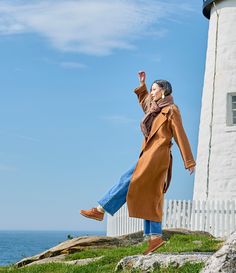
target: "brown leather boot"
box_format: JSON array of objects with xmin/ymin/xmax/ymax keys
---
[
  {"xmin": 143, "ymin": 236, "xmax": 165, "ymax": 255},
  {"xmin": 80, "ymin": 207, "xmax": 105, "ymax": 221}
]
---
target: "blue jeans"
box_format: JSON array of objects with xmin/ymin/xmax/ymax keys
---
[{"xmin": 97, "ymin": 163, "xmax": 162, "ymax": 236}]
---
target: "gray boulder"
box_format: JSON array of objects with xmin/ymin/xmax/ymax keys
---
[
  {"xmin": 200, "ymin": 230, "xmax": 236, "ymax": 273},
  {"xmin": 115, "ymin": 253, "xmax": 212, "ymax": 272}
]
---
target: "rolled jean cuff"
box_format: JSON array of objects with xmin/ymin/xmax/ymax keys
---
[
  {"xmin": 97, "ymin": 200, "xmax": 115, "ymax": 216},
  {"xmin": 143, "ymin": 232, "xmax": 162, "ymax": 236}
]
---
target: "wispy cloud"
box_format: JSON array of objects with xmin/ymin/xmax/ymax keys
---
[
  {"xmin": 0, "ymin": 0, "xmax": 195, "ymax": 56},
  {"xmin": 100, "ymin": 115, "xmax": 137, "ymax": 125},
  {"xmin": 13, "ymin": 134, "xmax": 40, "ymax": 142},
  {"xmin": 60, "ymin": 61, "xmax": 87, "ymax": 69},
  {"xmin": 0, "ymin": 164, "xmax": 17, "ymax": 172},
  {"xmin": 39, "ymin": 57, "xmax": 87, "ymax": 69},
  {"xmin": 0, "ymin": 131, "xmax": 40, "ymax": 142}
]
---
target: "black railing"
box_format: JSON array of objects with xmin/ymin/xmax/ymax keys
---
[{"xmin": 202, "ymin": 0, "xmax": 215, "ymax": 19}]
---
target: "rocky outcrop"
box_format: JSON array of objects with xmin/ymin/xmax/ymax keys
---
[
  {"xmin": 15, "ymin": 229, "xmax": 214, "ymax": 268},
  {"xmin": 200, "ymin": 231, "xmax": 236, "ymax": 273},
  {"xmin": 16, "ymin": 231, "xmax": 144, "ymax": 267},
  {"xmin": 115, "ymin": 253, "xmax": 212, "ymax": 272},
  {"xmin": 23, "ymin": 255, "xmax": 104, "ymax": 267}
]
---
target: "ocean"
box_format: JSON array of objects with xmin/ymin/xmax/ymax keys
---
[{"xmin": 0, "ymin": 230, "xmax": 106, "ymax": 266}]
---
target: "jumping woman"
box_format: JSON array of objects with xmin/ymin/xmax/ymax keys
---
[{"xmin": 80, "ymin": 71, "xmax": 196, "ymax": 255}]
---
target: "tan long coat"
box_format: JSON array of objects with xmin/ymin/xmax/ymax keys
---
[{"xmin": 126, "ymin": 83, "xmax": 196, "ymax": 222}]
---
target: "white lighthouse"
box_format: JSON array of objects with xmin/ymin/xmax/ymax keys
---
[{"xmin": 193, "ymin": 0, "xmax": 236, "ymax": 200}]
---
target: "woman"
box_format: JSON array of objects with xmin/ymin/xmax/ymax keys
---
[{"xmin": 80, "ymin": 71, "xmax": 196, "ymax": 255}]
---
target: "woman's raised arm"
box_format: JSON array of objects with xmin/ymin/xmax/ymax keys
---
[{"xmin": 133, "ymin": 71, "xmax": 149, "ymax": 113}]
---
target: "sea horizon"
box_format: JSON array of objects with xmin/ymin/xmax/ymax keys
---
[
  {"xmin": 0, "ymin": 229, "xmax": 106, "ymax": 232},
  {"xmin": 0, "ymin": 229, "xmax": 106, "ymax": 266}
]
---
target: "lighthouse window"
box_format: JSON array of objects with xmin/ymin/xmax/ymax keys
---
[
  {"xmin": 226, "ymin": 93, "xmax": 236, "ymax": 126},
  {"xmin": 233, "ymin": 96, "xmax": 236, "ymax": 125}
]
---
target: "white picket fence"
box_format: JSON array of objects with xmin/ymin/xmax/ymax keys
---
[{"xmin": 107, "ymin": 200, "xmax": 236, "ymax": 238}]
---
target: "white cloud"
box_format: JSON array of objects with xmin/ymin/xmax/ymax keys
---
[
  {"xmin": 0, "ymin": 0, "xmax": 195, "ymax": 56},
  {"xmin": 60, "ymin": 61, "xmax": 87, "ymax": 69}
]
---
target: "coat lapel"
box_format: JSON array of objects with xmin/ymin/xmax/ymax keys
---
[{"xmin": 139, "ymin": 105, "xmax": 171, "ymax": 155}]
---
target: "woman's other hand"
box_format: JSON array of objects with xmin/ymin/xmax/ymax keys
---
[
  {"xmin": 188, "ymin": 166, "xmax": 195, "ymax": 175},
  {"xmin": 138, "ymin": 71, "xmax": 146, "ymax": 85}
]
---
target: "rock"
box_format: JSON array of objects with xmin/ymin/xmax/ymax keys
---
[
  {"xmin": 62, "ymin": 256, "xmax": 104, "ymax": 266},
  {"xmin": 23, "ymin": 254, "xmax": 66, "ymax": 266},
  {"xmin": 193, "ymin": 240, "xmax": 203, "ymax": 245},
  {"xmin": 24, "ymin": 255, "xmax": 104, "ymax": 267},
  {"xmin": 200, "ymin": 230, "xmax": 236, "ymax": 273},
  {"xmin": 115, "ymin": 252, "xmax": 212, "ymax": 272},
  {"xmin": 162, "ymin": 228, "xmax": 214, "ymax": 240},
  {"xmin": 15, "ymin": 231, "xmax": 144, "ymax": 267}
]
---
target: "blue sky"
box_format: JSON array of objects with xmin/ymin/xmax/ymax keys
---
[{"xmin": 0, "ymin": 0, "xmax": 208, "ymax": 232}]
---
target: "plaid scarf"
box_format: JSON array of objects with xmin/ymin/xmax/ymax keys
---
[{"xmin": 140, "ymin": 94, "xmax": 174, "ymax": 138}]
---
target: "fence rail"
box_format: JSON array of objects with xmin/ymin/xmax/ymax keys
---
[{"xmin": 107, "ymin": 199, "xmax": 236, "ymax": 238}]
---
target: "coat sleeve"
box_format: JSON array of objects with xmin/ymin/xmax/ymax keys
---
[
  {"xmin": 170, "ymin": 105, "xmax": 196, "ymax": 169},
  {"xmin": 133, "ymin": 83, "xmax": 149, "ymax": 113}
]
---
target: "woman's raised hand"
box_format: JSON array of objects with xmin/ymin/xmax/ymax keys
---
[
  {"xmin": 188, "ymin": 166, "xmax": 195, "ymax": 175},
  {"xmin": 138, "ymin": 71, "xmax": 146, "ymax": 85}
]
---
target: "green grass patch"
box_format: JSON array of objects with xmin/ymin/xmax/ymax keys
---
[{"xmin": 155, "ymin": 234, "xmax": 223, "ymax": 253}]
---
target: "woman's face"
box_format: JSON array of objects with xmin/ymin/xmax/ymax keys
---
[{"xmin": 150, "ymin": 83, "xmax": 163, "ymax": 100}]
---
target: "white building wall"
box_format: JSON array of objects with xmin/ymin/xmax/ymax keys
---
[{"xmin": 193, "ymin": 0, "xmax": 236, "ymax": 200}]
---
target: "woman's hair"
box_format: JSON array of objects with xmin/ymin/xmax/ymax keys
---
[
  {"xmin": 143, "ymin": 79, "xmax": 173, "ymax": 113},
  {"xmin": 150, "ymin": 79, "xmax": 172, "ymax": 96}
]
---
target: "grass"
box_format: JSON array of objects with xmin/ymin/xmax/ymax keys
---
[{"xmin": 0, "ymin": 234, "xmax": 223, "ymax": 273}]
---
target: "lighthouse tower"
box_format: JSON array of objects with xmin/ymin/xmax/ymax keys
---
[{"xmin": 193, "ymin": 0, "xmax": 236, "ymax": 200}]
